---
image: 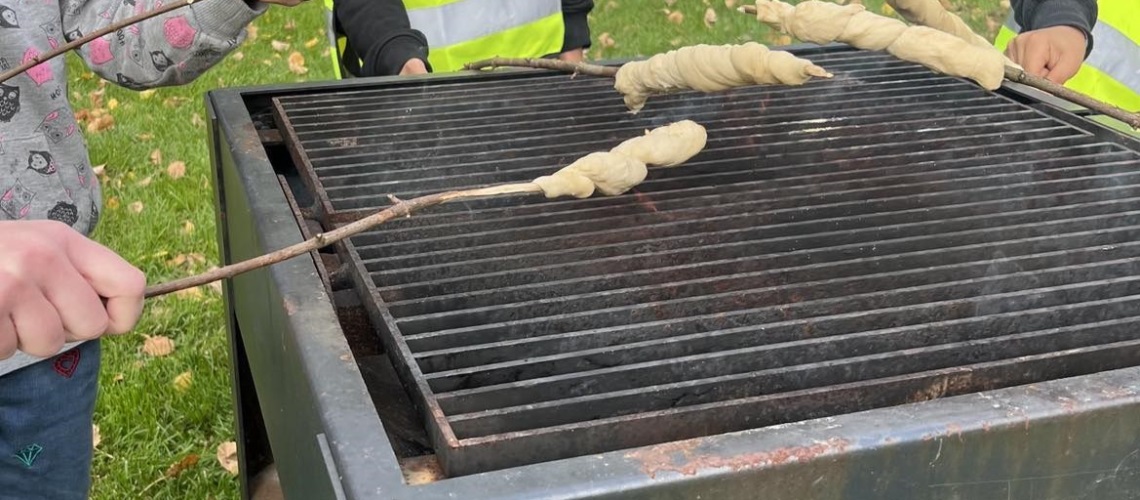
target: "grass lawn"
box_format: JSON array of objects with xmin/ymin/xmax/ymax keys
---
[{"xmin": 72, "ymin": 0, "xmax": 1009, "ymax": 497}]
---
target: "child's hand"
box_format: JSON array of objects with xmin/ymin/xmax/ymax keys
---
[
  {"xmin": 0, "ymin": 220, "xmax": 146, "ymax": 359},
  {"xmin": 1004, "ymin": 25, "xmax": 1087, "ymax": 84}
]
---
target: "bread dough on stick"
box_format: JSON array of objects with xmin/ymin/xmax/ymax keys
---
[
  {"xmin": 751, "ymin": 0, "xmax": 1005, "ymax": 90},
  {"xmin": 613, "ymin": 42, "xmax": 833, "ymax": 112},
  {"xmin": 532, "ymin": 120, "xmax": 708, "ymax": 198},
  {"xmin": 882, "ymin": 0, "xmax": 1020, "ymax": 68}
]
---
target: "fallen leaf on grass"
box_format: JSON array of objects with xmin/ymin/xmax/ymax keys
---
[
  {"xmin": 246, "ymin": 24, "xmax": 258, "ymax": 41},
  {"xmin": 86, "ymin": 114, "xmax": 114, "ymax": 133},
  {"xmin": 167, "ymin": 161, "xmax": 186, "ymax": 179},
  {"xmin": 163, "ymin": 96, "xmax": 189, "ymax": 108},
  {"xmin": 140, "ymin": 89, "xmax": 156, "ymax": 100},
  {"xmin": 217, "ymin": 442, "xmax": 239, "ymax": 476},
  {"xmin": 232, "ymin": 51, "xmax": 245, "ymax": 61},
  {"xmin": 704, "ymin": 7, "xmax": 717, "ymax": 27},
  {"xmin": 136, "ymin": 176, "xmax": 153, "ymax": 187},
  {"xmin": 182, "ymin": 220, "xmax": 195, "ymax": 235},
  {"xmin": 166, "ymin": 454, "xmax": 199, "ymax": 477},
  {"xmin": 667, "ymin": 10, "xmax": 684, "ymax": 24},
  {"xmin": 304, "ymin": 37, "xmax": 319, "ymax": 48},
  {"xmin": 113, "ymin": 373, "xmax": 124, "ymax": 383},
  {"xmin": 106, "ymin": 197, "xmax": 120, "ymax": 210},
  {"xmin": 137, "ymin": 133, "xmax": 154, "ymax": 141},
  {"xmin": 271, "ymin": 40, "xmax": 290, "ymax": 52},
  {"xmin": 598, "ymin": 32, "xmax": 616, "ymax": 48},
  {"xmin": 92, "ymin": 164, "xmax": 106, "ymax": 176},
  {"xmin": 92, "ymin": 424, "xmax": 101, "ymax": 448},
  {"xmin": 191, "ymin": 113, "xmax": 205, "ymax": 128},
  {"xmin": 173, "ymin": 371, "xmax": 192, "ymax": 392},
  {"xmin": 142, "ymin": 335, "xmax": 175, "ymax": 357},
  {"xmin": 174, "ymin": 287, "xmax": 205, "ymax": 300},
  {"xmin": 880, "ymin": 2, "xmax": 895, "ymax": 15},
  {"xmin": 149, "ymin": 149, "xmax": 162, "ymax": 165},
  {"xmin": 107, "ymin": 98, "xmax": 119, "ymax": 110},
  {"xmin": 724, "ymin": 0, "xmax": 736, "ymax": 7},
  {"xmin": 128, "ymin": 201, "xmax": 144, "ymax": 214},
  {"xmin": 287, "ymin": 51, "xmax": 308, "ymax": 75}
]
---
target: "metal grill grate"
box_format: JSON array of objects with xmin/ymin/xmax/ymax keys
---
[{"xmin": 271, "ymin": 45, "xmax": 1140, "ymax": 477}]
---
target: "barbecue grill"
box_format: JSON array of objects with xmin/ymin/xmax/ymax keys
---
[{"xmin": 205, "ymin": 43, "xmax": 1140, "ymax": 499}]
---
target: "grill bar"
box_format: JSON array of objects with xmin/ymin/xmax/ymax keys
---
[{"xmin": 272, "ymin": 45, "xmax": 1140, "ymax": 477}]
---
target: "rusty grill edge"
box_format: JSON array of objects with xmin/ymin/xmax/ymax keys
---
[{"xmin": 212, "ymin": 43, "xmax": 1140, "ymax": 498}]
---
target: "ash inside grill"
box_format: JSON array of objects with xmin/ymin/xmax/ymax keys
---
[{"xmin": 267, "ymin": 45, "xmax": 1140, "ymax": 479}]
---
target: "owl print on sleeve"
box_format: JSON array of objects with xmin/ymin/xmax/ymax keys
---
[
  {"xmin": 0, "ymin": 180, "xmax": 34, "ymax": 219},
  {"xmin": 36, "ymin": 108, "xmax": 77, "ymax": 144},
  {"xmin": 26, "ymin": 150, "xmax": 57, "ymax": 175},
  {"xmin": 0, "ymin": 5, "xmax": 18, "ymax": 29},
  {"xmin": 47, "ymin": 200, "xmax": 78, "ymax": 226},
  {"xmin": 40, "ymin": 22, "xmax": 60, "ymax": 49},
  {"xmin": 0, "ymin": 83, "xmax": 20, "ymax": 122}
]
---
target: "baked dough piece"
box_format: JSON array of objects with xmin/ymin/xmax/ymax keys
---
[
  {"xmin": 883, "ymin": 0, "xmax": 1020, "ymax": 68},
  {"xmin": 613, "ymin": 42, "xmax": 833, "ymax": 112},
  {"xmin": 751, "ymin": 0, "xmax": 1005, "ymax": 89},
  {"xmin": 532, "ymin": 120, "xmax": 708, "ymax": 198}
]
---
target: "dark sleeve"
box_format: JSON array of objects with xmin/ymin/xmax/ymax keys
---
[
  {"xmin": 1010, "ymin": 0, "xmax": 1098, "ymax": 57},
  {"xmin": 561, "ymin": 0, "xmax": 594, "ymax": 52},
  {"xmin": 334, "ymin": 0, "xmax": 433, "ymax": 76}
]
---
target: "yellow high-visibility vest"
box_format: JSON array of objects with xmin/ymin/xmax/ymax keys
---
[
  {"xmin": 994, "ymin": 0, "xmax": 1140, "ymax": 111},
  {"xmin": 323, "ymin": 0, "xmax": 565, "ymax": 79}
]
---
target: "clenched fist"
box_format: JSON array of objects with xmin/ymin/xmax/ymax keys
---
[
  {"xmin": 0, "ymin": 220, "xmax": 145, "ymax": 360},
  {"xmin": 1004, "ymin": 25, "xmax": 1088, "ymax": 85}
]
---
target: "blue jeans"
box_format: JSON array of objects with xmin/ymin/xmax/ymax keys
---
[{"xmin": 0, "ymin": 341, "xmax": 99, "ymax": 500}]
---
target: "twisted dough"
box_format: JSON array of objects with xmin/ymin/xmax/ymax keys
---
[
  {"xmin": 883, "ymin": 0, "xmax": 1020, "ymax": 68},
  {"xmin": 751, "ymin": 0, "xmax": 1005, "ymax": 89},
  {"xmin": 532, "ymin": 120, "xmax": 708, "ymax": 198},
  {"xmin": 613, "ymin": 42, "xmax": 833, "ymax": 112}
]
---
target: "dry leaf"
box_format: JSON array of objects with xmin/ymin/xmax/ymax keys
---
[
  {"xmin": 704, "ymin": 7, "xmax": 717, "ymax": 27},
  {"xmin": 217, "ymin": 442, "xmax": 239, "ymax": 476},
  {"xmin": 232, "ymin": 51, "xmax": 245, "ymax": 61},
  {"xmin": 113, "ymin": 373, "xmax": 124, "ymax": 383},
  {"xmin": 149, "ymin": 149, "xmax": 162, "ymax": 165},
  {"xmin": 284, "ymin": 19, "xmax": 296, "ymax": 30},
  {"xmin": 107, "ymin": 98, "xmax": 119, "ymax": 110},
  {"xmin": 139, "ymin": 89, "xmax": 156, "ymax": 100},
  {"xmin": 142, "ymin": 335, "xmax": 175, "ymax": 357},
  {"xmin": 137, "ymin": 133, "xmax": 154, "ymax": 141},
  {"xmin": 304, "ymin": 37, "xmax": 319, "ymax": 48},
  {"xmin": 209, "ymin": 280, "xmax": 223, "ymax": 294},
  {"xmin": 136, "ymin": 176, "xmax": 153, "ymax": 187},
  {"xmin": 162, "ymin": 96, "xmax": 189, "ymax": 108},
  {"xmin": 880, "ymin": 2, "xmax": 895, "ymax": 15},
  {"xmin": 271, "ymin": 40, "xmax": 290, "ymax": 52},
  {"xmin": 128, "ymin": 201, "xmax": 144, "ymax": 214},
  {"xmin": 191, "ymin": 113, "xmax": 205, "ymax": 128},
  {"xmin": 776, "ymin": 34, "xmax": 793, "ymax": 45},
  {"xmin": 165, "ymin": 454, "xmax": 199, "ymax": 478},
  {"xmin": 86, "ymin": 114, "xmax": 114, "ymax": 133},
  {"xmin": 598, "ymin": 32, "xmax": 616, "ymax": 48},
  {"xmin": 106, "ymin": 197, "xmax": 120, "ymax": 210},
  {"xmin": 167, "ymin": 161, "xmax": 186, "ymax": 179},
  {"xmin": 174, "ymin": 287, "xmax": 205, "ymax": 300},
  {"xmin": 92, "ymin": 424, "xmax": 101, "ymax": 448},
  {"xmin": 724, "ymin": 0, "xmax": 736, "ymax": 7},
  {"xmin": 182, "ymin": 220, "xmax": 195, "ymax": 235},
  {"xmin": 287, "ymin": 51, "xmax": 308, "ymax": 75},
  {"xmin": 247, "ymin": 24, "xmax": 258, "ymax": 41},
  {"xmin": 92, "ymin": 164, "xmax": 106, "ymax": 176},
  {"xmin": 173, "ymin": 371, "xmax": 193, "ymax": 392},
  {"xmin": 667, "ymin": 10, "xmax": 684, "ymax": 24}
]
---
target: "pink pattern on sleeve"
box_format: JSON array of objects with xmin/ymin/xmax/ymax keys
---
[
  {"xmin": 22, "ymin": 48, "xmax": 53, "ymax": 86},
  {"xmin": 163, "ymin": 15, "xmax": 196, "ymax": 49},
  {"xmin": 87, "ymin": 37, "xmax": 113, "ymax": 65}
]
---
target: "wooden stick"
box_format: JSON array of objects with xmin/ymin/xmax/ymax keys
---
[
  {"xmin": 143, "ymin": 182, "xmax": 543, "ymax": 298},
  {"xmin": 737, "ymin": 4, "xmax": 1140, "ymax": 129},
  {"xmin": 463, "ymin": 57, "xmax": 619, "ymax": 78},
  {"xmin": 0, "ymin": 0, "xmax": 197, "ymax": 84}
]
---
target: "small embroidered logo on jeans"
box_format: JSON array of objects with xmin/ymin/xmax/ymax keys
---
[
  {"xmin": 53, "ymin": 349, "xmax": 80, "ymax": 378},
  {"xmin": 13, "ymin": 444, "xmax": 42, "ymax": 468}
]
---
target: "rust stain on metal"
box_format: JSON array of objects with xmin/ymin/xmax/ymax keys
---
[{"xmin": 625, "ymin": 437, "xmax": 850, "ymax": 479}]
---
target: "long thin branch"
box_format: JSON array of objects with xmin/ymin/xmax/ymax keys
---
[
  {"xmin": 464, "ymin": 57, "xmax": 619, "ymax": 78},
  {"xmin": 143, "ymin": 182, "xmax": 543, "ymax": 298},
  {"xmin": 0, "ymin": 0, "xmax": 197, "ymax": 84},
  {"xmin": 737, "ymin": 4, "xmax": 1140, "ymax": 129}
]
